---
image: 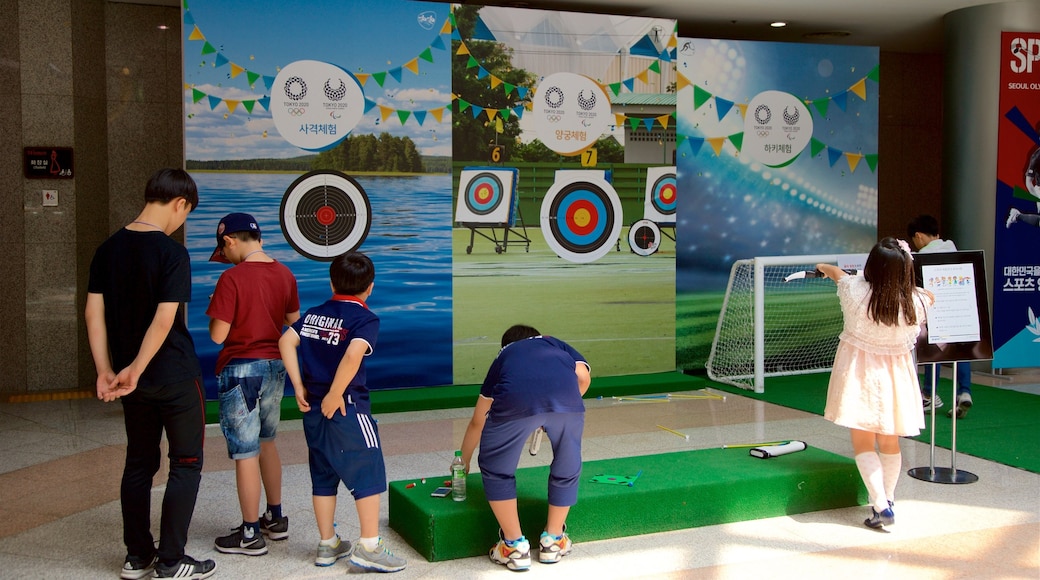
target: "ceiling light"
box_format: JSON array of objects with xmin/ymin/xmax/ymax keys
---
[{"xmin": 770, "ymin": 22, "xmax": 787, "ymax": 28}]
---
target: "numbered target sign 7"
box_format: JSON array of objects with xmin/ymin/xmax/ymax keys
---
[
  {"xmin": 533, "ymin": 72, "xmax": 612, "ymax": 157},
  {"xmin": 271, "ymin": 60, "xmax": 365, "ymax": 152}
]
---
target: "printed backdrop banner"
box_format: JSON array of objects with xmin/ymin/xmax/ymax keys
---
[
  {"xmin": 674, "ymin": 38, "xmax": 879, "ymax": 372},
  {"xmin": 992, "ymin": 31, "xmax": 1040, "ymax": 368}
]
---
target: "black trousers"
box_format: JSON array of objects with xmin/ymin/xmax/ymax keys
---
[{"xmin": 120, "ymin": 377, "xmax": 205, "ymax": 563}]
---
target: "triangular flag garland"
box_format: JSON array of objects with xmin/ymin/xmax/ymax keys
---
[
  {"xmin": 677, "ymin": 67, "xmax": 879, "ymax": 122},
  {"xmin": 677, "ymin": 130, "xmax": 877, "ymax": 173},
  {"xmin": 183, "ymin": 84, "xmax": 453, "ymax": 127},
  {"xmin": 183, "ymin": 0, "xmax": 449, "ymax": 91}
]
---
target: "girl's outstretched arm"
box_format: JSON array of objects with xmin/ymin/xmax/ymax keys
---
[{"xmin": 815, "ymin": 263, "xmax": 848, "ymax": 281}]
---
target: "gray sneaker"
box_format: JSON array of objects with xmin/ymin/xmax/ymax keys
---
[
  {"xmin": 315, "ymin": 536, "xmax": 353, "ymax": 566},
  {"xmin": 349, "ymin": 538, "xmax": 407, "ymax": 572}
]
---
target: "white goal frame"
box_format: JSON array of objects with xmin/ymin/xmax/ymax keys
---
[{"xmin": 706, "ymin": 254, "xmax": 848, "ymax": 393}]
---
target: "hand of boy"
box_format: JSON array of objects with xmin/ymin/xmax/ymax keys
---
[
  {"xmin": 293, "ymin": 387, "xmax": 310, "ymax": 413},
  {"xmin": 321, "ymin": 393, "xmax": 347, "ymax": 419}
]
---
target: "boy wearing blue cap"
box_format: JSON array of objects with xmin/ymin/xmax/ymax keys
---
[{"xmin": 207, "ymin": 212, "xmax": 300, "ymax": 556}]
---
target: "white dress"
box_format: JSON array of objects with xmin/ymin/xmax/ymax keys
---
[{"xmin": 824, "ymin": 275, "xmax": 928, "ymax": 436}]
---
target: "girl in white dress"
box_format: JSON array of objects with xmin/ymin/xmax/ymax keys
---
[{"xmin": 816, "ymin": 237, "xmax": 932, "ymax": 529}]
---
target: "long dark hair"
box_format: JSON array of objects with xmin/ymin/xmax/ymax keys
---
[{"xmin": 863, "ymin": 237, "xmax": 918, "ymax": 326}]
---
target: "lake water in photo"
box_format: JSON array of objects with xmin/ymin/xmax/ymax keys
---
[{"xmin": 186, "ymin": 172, "xmax": 454, "ymax": 398}]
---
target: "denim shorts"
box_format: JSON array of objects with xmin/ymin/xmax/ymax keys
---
[{"xmin": 217, "ymin": 359, "xmax": 285, "ymax": 460}]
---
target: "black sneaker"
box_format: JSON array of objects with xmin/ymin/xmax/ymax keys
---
[
  {"xmin": 215, "ymin": 524, "xmax": 268, "ymax": 556},
  {"xmin": 259, "ymin": 511, "xmax": 289, "ymax": 540},
  {"xmin": 154, "ymin": 556, "xmax": 216, "ymax": 579},
  {"xmin": 120, "ymin": 554, "xmax": 156, "ymax": 580},
  {"xmin": 864, "ymin": 506, "xmax": 895, "ymax": 529}
]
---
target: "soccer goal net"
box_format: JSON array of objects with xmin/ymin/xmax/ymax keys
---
[{"xmin": 706, "ymin": 254, "xmax": 856, "ymax": 393}]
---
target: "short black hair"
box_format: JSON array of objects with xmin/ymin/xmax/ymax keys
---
[
  {"xmin": 906, "ymin": 214, "xmax": 939, "ymax": 239},
  {"xmin": 145, "ymin": 168, "xmax": 199, "ymax": 211},
  {"xmin": 330, "ymin": 251, "xmax": 375, "ymax": 295},
  {"xmin": 227, "ymin": 230, "xmax": 261, "ymax": 243},
  {"xmin": 501, "ymin": 324, "xmax": 540, "ymax": 348}
]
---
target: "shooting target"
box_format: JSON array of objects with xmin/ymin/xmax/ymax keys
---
[
  {"xmin": 280, "ymin": 170, "xmax": 371, "ymax": 261},
  {"xmin": 454, "ymin": 167, "xmax": 519, "ymax": 225},
  {"xmin": 643, "ymin": 166, "xmax": 677, "ymax": 225},
  {"xmin": 540, "ymin": 170, "xmax": 622, "ymax": 263},
  {"xmin": 628, "ymin": 219, "xmax": 661, "ymax": 256}
]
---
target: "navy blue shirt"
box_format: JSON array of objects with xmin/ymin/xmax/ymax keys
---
[
  {"xmin": 290, "ymin": 295, "xmax": 378, "ymax": 413},
  {"xmin": 480, "ymin": 336, "xmax": 589, "ymax": 421}
]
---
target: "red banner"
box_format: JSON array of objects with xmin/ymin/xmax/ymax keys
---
[{"xmin": 993, "ymin": 31, "xmax": 1040, "ymax": 368}]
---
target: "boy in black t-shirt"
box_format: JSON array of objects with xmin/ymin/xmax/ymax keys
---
[{"xmin": 86, "ymin": 168, "xmax": 216, "ymax": 580}]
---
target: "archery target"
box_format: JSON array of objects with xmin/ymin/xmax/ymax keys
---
[
  {"xmin": 643, "ymin": 166, "xmax": 677, "ymax": 225},
  {"xmin": 454, "ymin": 167, "xmax": 519, "ymax": 225},
  {"xmin": 540, "ymin": 170, "xmax": 622, "ymax": 263},
  {"xmin": 628, "ymin": 219, "xmax": 661, "ymax": 256},
  {"xmin": 280, "ymin": 170, "xmax": 371, "ymax": 261}
]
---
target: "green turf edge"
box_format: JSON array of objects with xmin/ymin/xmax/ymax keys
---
[
  {"xmin": 204, "ymin": 371, "xmax": 708, "ymax": 423},
  {"xmin": 389, "ymin": 446, "xmax": 866, "ymax": 561}
]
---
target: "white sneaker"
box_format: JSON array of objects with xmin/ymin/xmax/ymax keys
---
[
  {"xmin": 1006, "ymin": 207, "xmax": 1021, "ymax": 228},
  {"xmin": 948, "ymin": 392, "xmax": 973, "ymax": 419},
  {"xmin": 922, "ymin": 394, "xmax": 943, "ymax": 412}
]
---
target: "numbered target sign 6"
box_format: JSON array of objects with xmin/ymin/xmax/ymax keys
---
[
  {"xmin": 280, "ymin": 170, "xmax": 371, "ymax": 261},
  {"xmin": 533, "ymin": 72, "xmax": 612, "ymax": 157},
  {"xmin": 540, "ymin": 170, "xmax": 622, "ymax": 263},
  {"xmin": 455, "ymin": 168, "xmax": 517, "ymax": 225},
  {"xmin": 271, "ymin": 60, "xmax": 365, "ymax": 151}
]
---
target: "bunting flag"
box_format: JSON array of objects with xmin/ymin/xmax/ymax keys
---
[
  {"xmin": 678, "ymin": 130, "xmax": 877, "ymax": 173},
  {"xmin": 683, "ymin": 68, "xmax": 879, "ymax": 121},
  {"xmin": 457, "ymin": 35, "xmax": 668, "ymax": 104},
  {"xmin": 183, "ymin": 1, "xmax": 449, "ymax": 90},
  {"xmin": 184, "ymin": 86, "xmax": 452, "ymax": 127}
]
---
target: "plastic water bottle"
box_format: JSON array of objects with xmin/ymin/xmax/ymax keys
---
[{"xmin": 451, "ymin": 450, "xmax": 466, "ymax": 501}]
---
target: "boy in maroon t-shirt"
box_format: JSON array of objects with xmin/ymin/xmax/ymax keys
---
[{"xmin": 206, "ymin": 212, "xmax": 300, "ymax": 556}]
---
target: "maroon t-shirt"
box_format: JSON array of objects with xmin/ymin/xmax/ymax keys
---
[{"xmin": 206, "ymin": 260, "xmax": 299, "ymax": 374}]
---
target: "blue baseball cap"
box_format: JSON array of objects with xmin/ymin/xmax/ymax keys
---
[{"xmin": 209, "ymin": 212, "xmax": 260, "ymax": 263}]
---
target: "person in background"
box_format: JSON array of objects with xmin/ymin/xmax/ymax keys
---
[{"xmin": 906, "ymin": 214, "xmax": 974, "ymax": 418}]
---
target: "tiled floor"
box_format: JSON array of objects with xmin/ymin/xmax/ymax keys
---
[{"xmin": 0, "ymin": 380, "xmax": 1037, "ymax": 579}]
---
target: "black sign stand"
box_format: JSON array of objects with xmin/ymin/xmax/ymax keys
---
[{"xmin": 907, "ymin": 251, "xmax": 992, "ymax": 485}]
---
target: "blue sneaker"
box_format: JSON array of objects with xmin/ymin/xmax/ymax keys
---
[{"xmin": 864, "ymin": 506, "xmax": 895, "ymax": 529}]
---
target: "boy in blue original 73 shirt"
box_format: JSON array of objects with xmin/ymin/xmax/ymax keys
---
[{"xmin": 278, "ymin": 251, "xmax": 406, "ymax": 573}]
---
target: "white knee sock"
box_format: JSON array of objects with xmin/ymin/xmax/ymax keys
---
[
  {"xmin": 879, "ymin": 451, "xmax": 902, "ymax": 505},
  {"xmin": 854, "ymin": 452, "xmax": 888, "ymax": 511}
]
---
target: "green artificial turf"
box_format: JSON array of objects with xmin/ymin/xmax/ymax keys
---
[
  {"xmin": 707, "ymin": 373, "xmax": 1040, "ymax": 474},
  {"xmin": 389, "ymin": 445, "xmax": 865, "ymax": 561}
]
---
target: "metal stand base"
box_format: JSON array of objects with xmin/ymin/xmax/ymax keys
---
[{"xmin": 908, "ymin": 466, "xmax": 979, "ymax": 484}]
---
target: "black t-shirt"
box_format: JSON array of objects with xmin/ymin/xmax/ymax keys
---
[{"xmin": 87, "ymin": 228, "xmax": 201, "ymax": 386}]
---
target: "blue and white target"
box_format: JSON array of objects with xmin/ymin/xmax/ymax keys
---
[
  {"xmin": 454, "ymin": 167, "xmax": 518, "ymax": 225},
  {"xmin": 644, "ymin": 166, "xmax": 677, "ymax": 225},
  {"xmin": 280, "ymin": 170, "xmax": 371, "ymax": 262},
  {"xmin": 540, "ymin": 170, "xmax": 622, "ymax": 263}
]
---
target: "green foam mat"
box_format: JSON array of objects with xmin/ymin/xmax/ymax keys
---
[{"xmin": 389, "ymin": 445, "xmax": 866, "ymax": 561}]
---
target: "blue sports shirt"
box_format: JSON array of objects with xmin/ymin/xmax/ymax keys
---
[
  {"xmin": 480, "ymin": 335, "xmax": 589, "ymax": 421},
  {"xmin": 290, "ymin": 294, "xmax": 379, "ymax": 413}
]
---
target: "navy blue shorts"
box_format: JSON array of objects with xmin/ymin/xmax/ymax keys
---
[
  {"xmin": 302, "ymin": 406, "xmax": 387, "ymax": 500},
  {"xmin": 478, "ymin": 412, "xmax": 584, "ymax": 506}
]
